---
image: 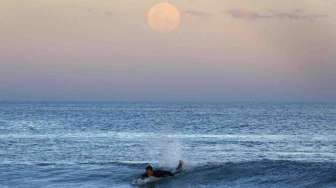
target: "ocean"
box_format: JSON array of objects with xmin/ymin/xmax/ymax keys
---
[{"xmin": 0, "ymin": 102, "xmax": 335, "ymax": 187}]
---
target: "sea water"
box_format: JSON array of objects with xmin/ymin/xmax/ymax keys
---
[{"xmin": 0, "ymin": 102, "xmax": 335, "ymax": 187}]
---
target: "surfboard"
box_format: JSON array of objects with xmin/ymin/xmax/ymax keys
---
[{"xmin": 132, "ymin": 176, "xmax": 163, "ymax": 185}]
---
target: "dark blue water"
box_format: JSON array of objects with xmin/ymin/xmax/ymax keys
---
[{"xmin": 0, "ymin": 102, "xmax": 335, "ymax": 187}]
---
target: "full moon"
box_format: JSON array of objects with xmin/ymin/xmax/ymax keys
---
[{"xmin": 147, "ymin": 2, "xmax": 181, "ymax": 33}]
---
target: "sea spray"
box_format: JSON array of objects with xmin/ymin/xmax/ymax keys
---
[
  {"xmin": 144, "ymin": 133, "xmax": 184, "ymax": 168},
  {"xmin": 157, "ymin": 138, "xmax": 183, "ymax": 168},
  {"xmin": 145, "ymin": 115, "xmax": 185, "ymax": 168}
]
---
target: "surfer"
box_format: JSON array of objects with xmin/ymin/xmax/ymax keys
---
[{"xmin": 141, "ymin": 160, "xmax": 184, "ymax": 178}]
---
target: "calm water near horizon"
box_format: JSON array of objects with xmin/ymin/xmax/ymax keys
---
[{"xmin": 0, "ymin": 102, "xmax": 335, "ymax": 187}]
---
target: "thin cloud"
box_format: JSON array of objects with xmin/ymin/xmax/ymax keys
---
[
  {"xmin": 74, "ymin": 5, "xmax": 114, "ymax": 17},
  {"xmin": 227, "ymin": 9, "xmax": 328, "ymax": 21},
  {"xmin": 184, "ymin": 10, "xmax": 211, "ymax": 18}
]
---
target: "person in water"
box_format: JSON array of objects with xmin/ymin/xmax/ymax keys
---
[{"xmin": 141, "ymin": 160, "xmax": 184, "ymax": 178}]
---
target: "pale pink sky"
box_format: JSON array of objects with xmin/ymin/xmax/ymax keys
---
[{"xmin": 1, "ymin": 0, "xmax": 336, "ymax": 101}]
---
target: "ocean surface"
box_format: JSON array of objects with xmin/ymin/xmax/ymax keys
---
[{"xmin": 0, "ymin": 102, "xmax": 335, "ymax": 188}]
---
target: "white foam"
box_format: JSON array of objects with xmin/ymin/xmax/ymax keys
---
[{"xmin": 1, "ymin": 131, "xmax": 335, "ymax": 142}]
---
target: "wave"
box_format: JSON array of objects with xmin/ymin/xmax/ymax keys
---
[
  {"xmin": 1, "ymin": 160, "xmax": 335, "ymax": 188},
  {"xmin": 129, "ymin": 160, "xmax": 336, "ymax": 188}
]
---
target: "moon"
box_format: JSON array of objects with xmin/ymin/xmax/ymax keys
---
[{"xmin": 147, "ymin": 2, "xmax": 181, "ymax": 33}]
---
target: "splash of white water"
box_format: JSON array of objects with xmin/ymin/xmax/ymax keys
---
[
  {"xmin": 157, "ymin": 138, "xmax": 183, "ymax": 168},
  {"xmin": 145, "ymin": 135, "xmax": 183, "ymax": 168}
]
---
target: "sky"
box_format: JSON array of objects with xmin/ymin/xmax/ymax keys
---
[{"xmin": 0, "ymin": 0, "xmax": 336, "ymax": 102}]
